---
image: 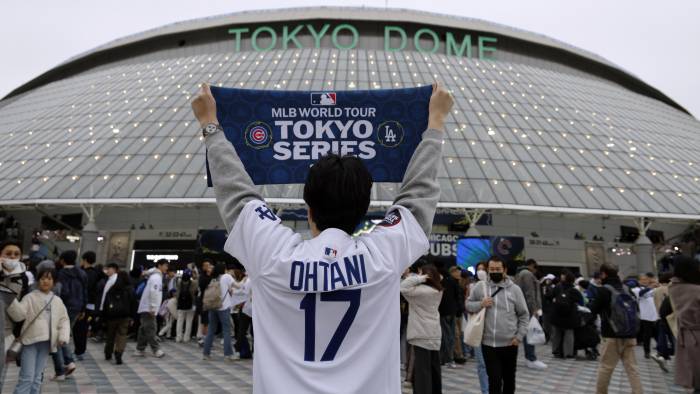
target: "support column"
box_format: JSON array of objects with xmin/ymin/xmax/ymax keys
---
[
  {"xmin": 633, "ymin": 217, "xmax": 654, "ymax": 274},
  {"xmin": 465, "ymin": 209, "xmax": 485, "ymax": 237},
  {"xmin": 79, "ymin": 205, "xmax": 101, "ymax": 255}
]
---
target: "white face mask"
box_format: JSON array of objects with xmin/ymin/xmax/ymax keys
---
[
  {"xmin": 477, "ymin": 270, "xmax": 488, "ymax": 282},
  {"xmin": 2, "ymin": 259, "xmax": 20, "ymax": 271}
]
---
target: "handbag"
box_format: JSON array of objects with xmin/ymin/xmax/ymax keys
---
[
  {"xmin": 464, "ymin": 282, "xmax": 489, "ymax": 347},
  {"xmin": 6, "ymin": 294, "xmax": 54, "ymax": 362}
]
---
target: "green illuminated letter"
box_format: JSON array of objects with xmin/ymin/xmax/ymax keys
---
[
  {"xmin": 228, "ymin": 28, "xmax": 250, "ymax": 52},
  {"xmin": 331, "ymin": 23, "xmax": 359, "ymax": 50},
  {"xmin": 478, "ymin": 36, "xmax": 497, "ymax": 60},
  {"xmin": 251, "ymin": 26, "xmax": 277, "ymax": 51},
  {"xmin": 414, "ymin": 28, "xmax": 440, "ymax": 53},
  {"xmin": 283, "ymin": 25, "xmax": 304, "ymax": 49},
  {"xmin": 446, "ymin": 32, "xmax": 472, "ymax": 57},
  {"xmin": 384, "ymin": 25, "xmax": 407, "ymax": 51},
  {"xmin": 307, "ymin": 24, "xmax": 331, "ymax": 48}
]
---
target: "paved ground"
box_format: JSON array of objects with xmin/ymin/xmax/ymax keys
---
[{"xmin": 1, "ymin": 339, "xmax": 687, "ymax": 393}]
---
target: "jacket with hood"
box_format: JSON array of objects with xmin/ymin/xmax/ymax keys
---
[
  {"xmin": 56, "ymin": 265, "xmax": 87, "ymax": 315},
  {"xmin": 466, "ymin": 277, "xmax": 529, "ymax": 348},
  {"xmin": 400, "ymin": 274, "xmax": 443, "ymax": 351},
  {"xmin": 514, "ymin": 267, "xmax": 541, "ymax": 316},
  {"xmin": 7, "ymin": 290, "xmax": 70, "ymax": 352}
]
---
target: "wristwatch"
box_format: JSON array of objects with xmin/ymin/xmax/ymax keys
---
[{"xmin": 201, "ymin": 122, "xmax": 223, "ymax": 138}]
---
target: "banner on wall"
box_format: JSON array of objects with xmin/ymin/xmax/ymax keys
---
[{"xmin": 206, "ymin": 85, "xmax": 432, "ymax": 185}]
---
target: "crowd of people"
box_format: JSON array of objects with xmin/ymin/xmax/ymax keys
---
[
  {"xmin": 1, "ymin": 239, "xmax": 254, "ymax": 394},
  {"xmin": 399, "ymin": 254, "xmax": 700, "ymax": 394}
]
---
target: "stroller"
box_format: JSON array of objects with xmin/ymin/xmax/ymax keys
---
[{"xmin": 574, "ymin": 306, "xmax": 600, "ymax": 360}]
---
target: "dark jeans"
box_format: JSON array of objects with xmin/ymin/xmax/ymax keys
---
[
  {"xmin": 412, "ymin": 346, "xmax": 442, "ymax": 394},
  {"xmin": 656, "ymin": 321, "xmax": 675, "ymax": 359},
  {"xmin": 482, "ymin": 345, "xmax": 518, "ymax": 394},
  {"xmin": 136, "ymin": 313, "xmax": 159, "ymax": 352},
  {"xmin": 439, "ymin": 315, "xmax": 455, "ymax": 364},
  {"xmin": 235, "ymin": 310, "xmax": 253, "ymax": 358},
  {"xmin": 523, "ymin": 335, "xmax": 537, "ymax": 362},
  {"xmin": 73, "ymin": 310, "xmax": 95, "ymax": 356},
  {"xmin": 640, "ymin": 320, "xmax": 656, "ymax": 356}
]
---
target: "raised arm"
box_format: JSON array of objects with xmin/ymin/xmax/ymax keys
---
[
  {"xmin": 393, "ymin": 83, "xmax": 453, "ymax": 236},
  {"xmin": 191, "ymin": 83, "xmax": 263, "ymax": 232}
]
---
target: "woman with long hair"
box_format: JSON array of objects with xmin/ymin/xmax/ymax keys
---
[{"xmin": 401, "ymin": 263, "xmax": 444, "ymax": 394}]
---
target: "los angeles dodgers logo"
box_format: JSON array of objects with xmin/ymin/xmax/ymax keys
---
[
  {"xmin": 376, "ymin": 121, "xmax": 404, "ymax": 148},
  {"xmin": 244, "ymin": 121, "xmax": 272, "ymax": 149}
]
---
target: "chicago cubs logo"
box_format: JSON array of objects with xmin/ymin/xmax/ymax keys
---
[
  {"xmin": 244, "ymin": 121, "xmax": 272, "ymax": 149},
  {"xmin": 376, "ymin": 121, "xmax": 404, "ymax": 148},
  {"xmin": 310, "ymin": 92, "xmax": 337, "ymax": 106}
]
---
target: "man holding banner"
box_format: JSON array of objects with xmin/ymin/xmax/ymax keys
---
[{"xmin": 191, "ymin": 81, "xmax": 452, "ymax": 393}]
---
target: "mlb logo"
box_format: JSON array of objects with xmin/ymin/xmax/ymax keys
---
[
  {"xmin": 311, "ymin": 92, "xmax": 336, "ymax": 106},
  {"xmin": 323, "ymin": 247, "xmax": 338, "ymax": 259}
]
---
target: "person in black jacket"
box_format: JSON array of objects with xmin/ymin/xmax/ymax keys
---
[
  {"xmin": 101, "ymin": 267, "xmax": 134, "ymax": 365},
  {"xmin": 74, "ymin": 251, "xmax": 100, "ymax": 359},
  {"xmin": 588, "ymin": 263, "xmax": 642, "ymax": 394},
  {"xmin": 438, "ymin": 264, "xmax": 460, "ymax": 368},
  {"xmin": 550, "ymin": 269, "xmax": 583, "ymax": 358}
]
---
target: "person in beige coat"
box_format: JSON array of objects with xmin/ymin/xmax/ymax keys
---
[
  {"xmin": 8, "ymin": 268, "xmax": 70, "ymax": 394},
  {"xmin": 401, "ymin": 263, "xmax": 444, "ymax": 394}
]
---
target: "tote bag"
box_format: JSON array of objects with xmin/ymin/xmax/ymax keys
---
[{"xmin": 464, "ymin": 282, "xmax": 487, "ymax": 347}]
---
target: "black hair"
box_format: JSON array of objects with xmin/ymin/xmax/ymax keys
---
[
  {"xmin": 106, "ymin": 262, "xmax": 119, "ymax": 270},
  {"xmin": 81, "ymin": 251, "xmax": 96, "ymax": 264},
  {"xmin": 410, "ymin": 258, "xmax": 428, "ymax": 273},
  {"xmin": 525, "ymin": 258, "xmax": 538, "ymax": 267},
  {"xmin": 487, "ymin": 256, "xmax": 505, "ymax": 269},
  {"xmin": 560, "ymin": 269, "xmax": 576, "ymax": 285},
  {"xmin": 37, "ymin": 267, "xmax": 56, "ymax": 281},
  {"xmin": 672, "ymin": 255, "xmax": 700, "ymax": 284},
  {"xmin": 0, "ymin": 239, "xmax": 22, "ymax": 254},
  {"xmin": 167, "ymin": 266, "xmax": 176, "ymax": 272},
  {"xmin": 156, "ymin": 259, "xmax": 169, "ymax": 268},
  {"xmin": 303, "ymin": 154, "xmax": 373, "ymax": 235},
  {"xmin": 59, "ymin": 250, "xmax": 77, "ymax": 266},
  {"xmin": 658, "ymin": 272, "xmax": 673, "ymax": 284},
  {"xmin": 212, "ymin": 262, "xmax": 226, "ymax": 279},
  {"xmin": 599, "ymin": 263, "xmax": 619, "ymax": 278},
  {"xmin": 592, "ymin": 271, "xmax": 601, "ymax": 279},
  {"xmin": 475, "ymin": 261, "xmax": 487, "ymax": 271},
  {"xmin": 578, "ymin": 279, "xmax": 590, "ymax": 290}
]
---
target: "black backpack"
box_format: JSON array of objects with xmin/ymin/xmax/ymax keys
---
[
  {"xmin": 553, "ymin": 288, "xmax": 576, "ymax": 316},
  {"xmin": 177, "ymin": 280, "xmax": 194, "ymax": 310}
]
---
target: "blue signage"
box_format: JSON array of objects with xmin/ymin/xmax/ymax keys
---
[{"xmin": 206, "ymin": 85, "xmax": 432, "ymax": 185}]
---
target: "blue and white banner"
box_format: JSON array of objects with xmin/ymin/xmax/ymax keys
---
[{"xmin": 206, "ymin": 85, "xmax": 432, "ymax": 186}]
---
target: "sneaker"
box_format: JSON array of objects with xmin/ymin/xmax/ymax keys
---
[
  {"xmin": 650, "ymin": 354, "xmax": 669, "ymax": 372},
  {"xmin": 526, "ymin": 360, "xmax": 548, "ymax": 370},
  {"xmin": 75, "ymin": 354, "xmax": 84, "ymax": 361},
  {"xmin": 202, "ymin": 354, "xmax": 211, "ymax": 361},
  {"xmin": 51, "ymin": 374, "xmax": 66, "ymax": 382},
  {"xmin": 224, "ymin": 356, "xmax": 236, "ymax": 362},
  {"xmin": 64, "ymin": 362, "xmax": 77, "ymax": 376},
  {"xmin": 447, "ymin": 362, "xmax": 458, "ymax": 369},
  {"xmin": 153, "ymin": 350, "xmax": 165, "ymax": 358},
  {"xmin": 133, "ymin": 349, "xmax": 146, "ymax": 357}
]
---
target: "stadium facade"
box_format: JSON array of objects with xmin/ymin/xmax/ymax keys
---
[{"xmin": 1, "ymin": 7, "xmax": 699, "ymax": 276}]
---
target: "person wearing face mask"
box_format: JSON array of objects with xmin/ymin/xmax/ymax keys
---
[
  {"xmin": 466, "ymin": 256, "xmax": 529, "ymax": 394},
  {"xmin": 1, "ymin": 240, "xmax": 28, "ymax": 390}
]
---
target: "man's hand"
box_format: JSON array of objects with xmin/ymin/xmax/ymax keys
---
[
  {"xmin": 427, "ymin": 82, "xmax": 454, "ymax": 131},
  {"xmin": 481, "ymin": 297, "xmax": 493, "ymax": 308},
  {"xmin": 510, "ymin": 338, "xmax": 520, "ymax": 347},
  {"xmin": 191, "ymin": 82, "xmax": 218, "ymax": 127}
]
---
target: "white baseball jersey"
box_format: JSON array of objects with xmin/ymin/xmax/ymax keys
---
[{"xmin": 224, "ymin": 200, "xmax": 429, "ymax": 394}]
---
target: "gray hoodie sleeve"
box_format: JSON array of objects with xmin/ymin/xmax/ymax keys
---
[
  {"xmin": 465, "ymin": 281, "xmax": 485, "ymax": 313},
  {"xmin": 204, "ymin": 131, "xmax": 264, "ymax": 232},
  {"xmin": 512, "ymin": 285, "xmax": 530, "ymax": 341},
  {"xmin": 393, "ymin": 129, "xmax": 443, "ymax": 236}
]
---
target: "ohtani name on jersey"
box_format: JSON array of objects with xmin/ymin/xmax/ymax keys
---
[{"xmin": 289, "ymin": 254, "xmax": 368, "ymax": 292}]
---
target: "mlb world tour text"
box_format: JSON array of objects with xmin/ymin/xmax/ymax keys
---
[
  {"xmin": 271, "ymin": 105, "xmax": 379, "ymax": 161},
  {"xmin": 228, "ymin": 23, "xmax": 497, "ymax": 59}
]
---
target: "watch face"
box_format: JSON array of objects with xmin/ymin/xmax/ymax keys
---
[{"xmin": 204, "ymin": 123, "xmax": 219, "ymax": 136}]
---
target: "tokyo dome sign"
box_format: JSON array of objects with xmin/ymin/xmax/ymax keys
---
[{"xmin": 228, "ymin": 23, "xmax": 497, "ymax": 60}]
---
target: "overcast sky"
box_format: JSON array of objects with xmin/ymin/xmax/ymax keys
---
[{"xmin": 1, "ymin": 0, "xmax": 699, "ymax": 116}]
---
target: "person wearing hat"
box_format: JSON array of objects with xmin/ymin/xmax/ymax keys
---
[
  {"xmin": 515, "ymin": 259, "xmax": 547, "ymax": 370},
  {"xmin": 175, "ymin": 269, "xmax": 197, "ymax": 343}
]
